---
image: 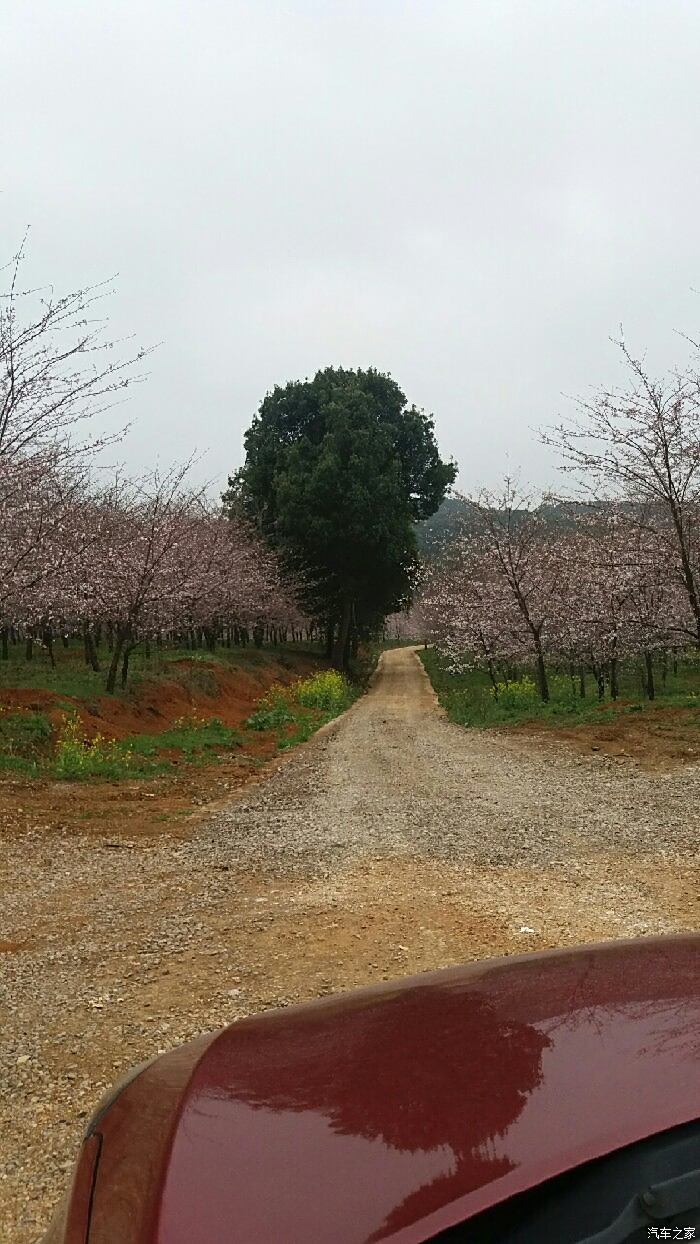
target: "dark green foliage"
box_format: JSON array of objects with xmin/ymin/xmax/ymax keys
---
[{"xmin": 226, "ymin": 367, "xmax": 455, "ymax": 665}]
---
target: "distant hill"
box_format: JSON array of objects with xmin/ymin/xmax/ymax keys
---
[
  {"xmin": 415, "ymin": 495, "xmax": 610, "ymax": 560},
  {"xmin": 415, "ymin": 496, "xmax": 471, "ymax": 556}
]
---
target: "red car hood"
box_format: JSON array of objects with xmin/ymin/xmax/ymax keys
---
[{"xmin": 101, "ymin": 935, "xmax": 700, "ymax": 1243}]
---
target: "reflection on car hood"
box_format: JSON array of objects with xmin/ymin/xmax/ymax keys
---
[{"xmin": 156, "ymin": 935, "xmax": 700, "ymax": 1244}]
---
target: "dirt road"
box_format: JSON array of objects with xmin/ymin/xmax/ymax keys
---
[{"xmin": 2, "ymin": 647, "xmax": 699, "ymax": 1242}]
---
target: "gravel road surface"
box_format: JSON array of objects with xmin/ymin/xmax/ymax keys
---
[
  {"xmin": 209, "ymin": 645, "xmax": 700, "ymax": 871},
  {"xmin": 2, "ymin": 646, "xmax": 699, "ymax": 1242}
]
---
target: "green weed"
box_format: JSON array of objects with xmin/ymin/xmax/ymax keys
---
[{"xmin": 127, "ymin": 715, "xmax": 241, "ymax": 760}]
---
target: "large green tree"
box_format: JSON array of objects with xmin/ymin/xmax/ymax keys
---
[{"xmin": 225, "ymin": 367, "xmax": 456, "ymax": 667}]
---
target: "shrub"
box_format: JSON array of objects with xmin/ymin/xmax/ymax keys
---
[
  {"xmin": 244, "ymin": 670, "xmax": 354, "ymax": 735},
  {"xmin": 245, "ymin": 684, "xmax": 296, "ymax": 731},
  {"xmin": 295, "ymin": 669, "xmax": 352, "ymax": 713}
]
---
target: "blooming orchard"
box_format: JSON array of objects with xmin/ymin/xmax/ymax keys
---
[
  {"xmin": 0, "ymin": 456, "xmax": 307, "ymax": 687},
  {"xmin": 421, "ymin": 341, "xmax": 700, "ymax": 702},
  {"xmin": 421, "ymin": 487, "xmax": 699, "ymax": 702},
  {"xmin": 0, "ymin": 250, "xmax": 307, "ymax": 687}
]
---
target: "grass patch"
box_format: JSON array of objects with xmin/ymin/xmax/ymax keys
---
[
  {"xmin": 126, "ymin": 716, "xmax": 241, "ymax": 760},
  {"xmin": 0, "ymin": 753, "xmax": 41, "ymax": 775},
  {"xmin": 419, "ymin": 648, "xmax": 700, "ymax": 729},
  {"xmin": 0, "ymin": 709, "xmax": 52, "ymax": 774},
  {"xmin": 47, "ymin": 712, "xmax": 242, "ymax": 781},
  {"xmin": 0, "ymin": 708, "xmax": 52, "ymax": 754}
]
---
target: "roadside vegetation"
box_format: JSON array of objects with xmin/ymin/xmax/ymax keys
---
[
  {"xmin": 0, "ymin": 644, "xmax": 363, "ymax": 780},
  {"xmin": 421, "ymin": 647, "xmax": 700, "ymax": 730},
  {"xmin": 245, "ymin": 669, "xmax": 356, "ymax": 750},
  {"xmin": 0, "ymin": 704, "xmax": 243, "ymax": 780},
  {"xmin": 0, "ymin": 247, "xmax": 453, "ymax": 799},
  {"xmin": 0, "ymin": 635, "xmax": 318, "ymax": 702}
]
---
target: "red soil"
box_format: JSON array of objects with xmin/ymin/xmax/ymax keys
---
[
  {"xmin": 0, "ymin": 651, "xmax": 327, "ymax": 841},
  {"xmin": 507, "ymin": 703, "xmax": 700, "ymax": 769},
  {"xmin": 0, "ymin": 653, "xmax": 322, "ymax": 741}
]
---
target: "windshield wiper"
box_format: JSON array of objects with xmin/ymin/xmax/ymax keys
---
[{"xmin": 575, "ymin": 1166, "xmax": 700, "ymax": 1244}]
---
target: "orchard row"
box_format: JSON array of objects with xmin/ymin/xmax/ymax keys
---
[
  {"xmin": 0, "ymin": 454, "xmax": 307, "ymax": 690},
  {"xmin": 0, "ymin": 262, "xmax": 306, "ymax": 690},
  {"xmin": 420, "ymin": 342, "xmax": 700, "ymax": 701}
]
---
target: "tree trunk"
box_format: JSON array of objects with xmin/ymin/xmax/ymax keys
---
[
  {"xmin": 121, "ymin": 643, "xmax": 135, "ymax": 689},
  {"xmin": 106, "ymin": 631, "xmax": 126, "ymax": 694},
  {"xmin": 253, "ymin": 623, "xmax": 264, "ymax": 649},
  {"xmin": 644, "ymin": 651, "xmax": 655, "ymax": 701},
  {"xmin": 25, "ymin": 635, "xmax": 34, "ymax": 661},
  {"xmin": 668, "ymin": 505, "xmax": 700, "ymax": 647},
  {"xmin": 609, "ymin": 657, "xmax": 619, "ymax": 700},
  {"xmin": 1, "ymin": 628, "xmax": 8, "ymax": 661},
  {"xmin": 83, "ymin": 624, "xmax": 100, "ymax": 672},
  {"xmin": 532, "ymin": 630, "xmax": 549, "ymax": 702},
  {"xmin": 579, "ymin": 667, "xmax": 586, "ymax": 699},
  {"xmin": 43, "ymin": 627, "xmax": 55, "ymax": 669},
  {"xmin": 332, "ymin": 599, "xmax": 353, "ymax": 670},
  {"xmin": 325, "ymin": 620, "xmax": 334, "ymax": 659}
]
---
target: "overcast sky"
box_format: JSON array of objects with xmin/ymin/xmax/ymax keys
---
[{"xmin": 5, "ymin": 0, "xmax": 700, "ymax": 496}]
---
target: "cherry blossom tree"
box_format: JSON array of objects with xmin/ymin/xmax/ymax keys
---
[
  {"xmin": 544, "ymin": 339, "xmax": 700, "ymax": 647},
  {"xmin": 419, "ymin": 489, "xmax": 691, "ymax": 703},
  {"xmin": 0, "ymin": 239, "xmax": 148, "ymax": 467},
  {"xmin": 0, "ymin": 453, "xmax": 97, "ymax": 661},
  {"xmin": 452, "ymin": 481, "xmax": 568, "ymax": 701}
]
